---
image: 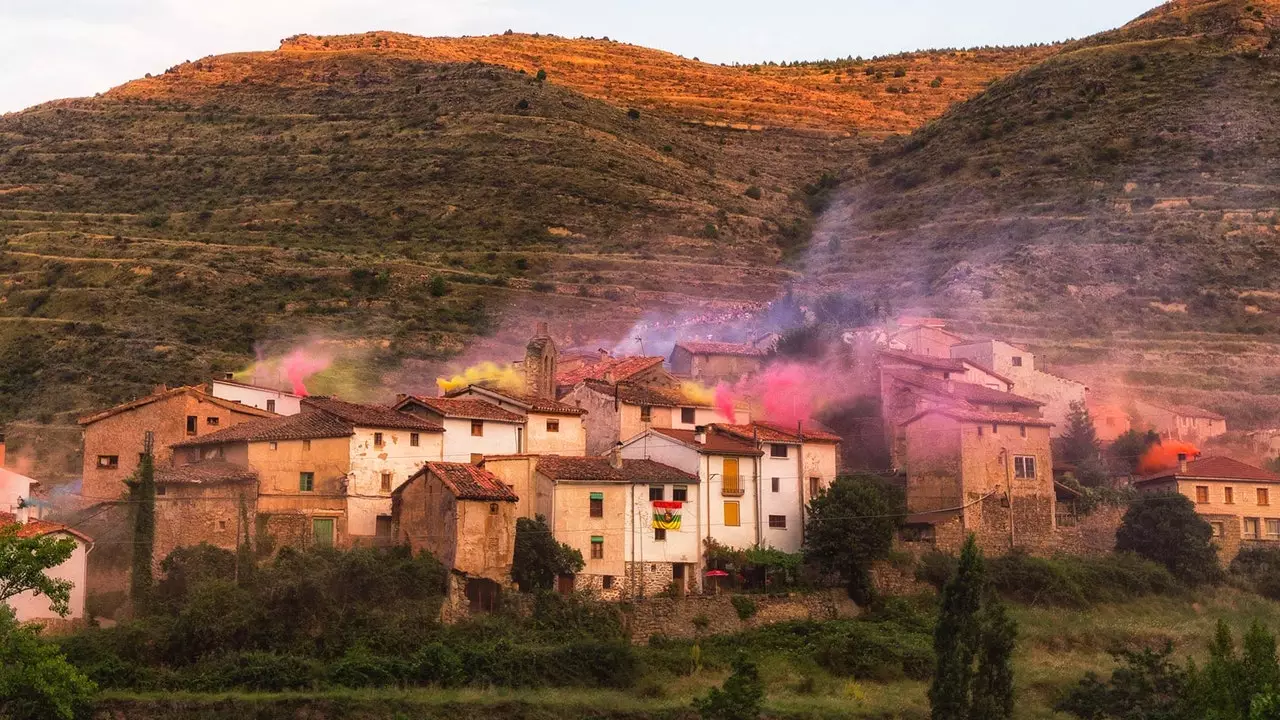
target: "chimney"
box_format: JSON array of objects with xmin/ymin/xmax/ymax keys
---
[
  {"xmin": 153, "ymin": 383, "xmax": 168, "ymax": 395},
  {"xmin": 223, "ymin": 372, "xmax": 235, "ymax": 381},
  {"xmin": 609, "ymin": 443, "xmax": 624, "ymax": 469},
  {"xmin": 1177, "ymin": 453, "xmax": 1188, "ymax": 474},
  {"xmin": 0, "ymin": 432, "xmax": 6, "ymax": 469},
  {"xmin": 535, "ymin": 321, "xmax": 549, "ymax": 338},
  {"xmin": 694, "ymin": 425, "xmax": 707, "ymax": 445}
]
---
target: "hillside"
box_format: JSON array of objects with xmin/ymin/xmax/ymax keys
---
[{"xmin": 810, "ymin": 0, "xmax": 1280, "ymax": 426}]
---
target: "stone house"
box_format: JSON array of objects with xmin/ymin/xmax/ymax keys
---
[
  {"xmin": 153, "ymin": 461, "xmax": 259, "ymax": 564},
  {"xmin": 1088, "ymin": 402, "xmax": 1132, "ymax": 443},
  {"xmin": 890, "ymin": 323, "xmax": 968, "ymax": 358},
  {"xmin": 1133, "ymin": 401, "xmax": 1227, "ymax": 443},
  {"xmin": 555, "ymin": 355, "xmax": 673, "ymax": 396},
  {"xmin": 443, "ymin": 385, "xmax": 587, "ymax": 455},
  {"xmin": 532, "ymin": 454, "xmax": 699, "ymax": 599},
  {"xmin": 78, "ymin": 385, "xmax": 276, "ymax": 504},
  {"xmin": 208, "ymin": 376, "xmax": 303, "ymax": 415},
  {"xmin": 0, "ymin": 466, "xmax": 38, "ymax": 521},
  {"xmin": 3, "ymin": 516, "xmax": 92, "ymax": 622},
  {"xmin": 669, "ymin": 341, "xmax": 766, "ymax": 384},
  {"xmin": 393, "ymin": 395, "xmax": 526, "ymax": 461},
  {"xmin": 391, "ymin": 462, "xmax": 518, "ymax": 615},
  {"xmin": 899, "ymin": 408, "xmax": 1056, "ymax": 555},
  {"xmin": 949, "ymin": 339, "xmax": 1086, "ymax": 437},
  {"xmin": 562, "ymin": 380, "xmax": 729, "ymax": 455},
  {"xmin": 1133, "ymin": 455, "xmax": 1278, "ymax": 562}
]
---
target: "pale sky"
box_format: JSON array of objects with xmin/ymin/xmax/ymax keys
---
[{"xmin": 1, "ymin": 0, "xmax": 1159, "ymax": 114}]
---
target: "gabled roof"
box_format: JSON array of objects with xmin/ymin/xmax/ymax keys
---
[
  {"xmin": 672, "ymin": 341, "xmax": 766, "ymax": 358},
  {"xmin": 209, "ymin": 377, "xmax": 302, "ymax": 398},
  {"xmin": 1139, "ymin": 401, "xmax": 1226, "ymax": 421},
  {"xmin": 415, "ymin": 462, "xmax": 518, "ymax": 502},
  {"xmin": 171, "ymin": 412, "xmax": 356, "ymax": 447},
  {"xmin": 904, "ymin": 408, "xmax": 1054, "ymax": 428},
  {"xmin": 578, "ymin": 379, "xmax": 710, "ymax": 408},
  {"xmin": 957, "ymin": 359, "xmax": 1014, "ymax": 387},
  {"xmin": 556, "ymin": 356, "xmax": 665, "ymax": 386},
  {"xmin": 447, "ymin": 385, "xmax": 586, "ymax": 415},
  {"xmin": 877, "ymin": 349, "xmax": 966, "ymax": 373},
  {"xmin": 714, "ymin": 420, "xmax": 842, "ymax": 445},
  {"xmin": 5, "ymin": 518, "xmax": 93, "ymax": 543},
  {"xmin": 156, "ymin": 462, "xmax": 259, "ymax": 485},
  {"xmin": 1137, "ymin": 456, "xmax": 1279, "ymax": 485},
  {"xmin": 534, "ymin": 455, "xmax": 697, "ymax": 484},
  {"xmin": 78, "ymin": 385, "xmax": 277, "ymax": 426},
  {"xmin": 646, "ymin": 427, "xmax": 764, "ymax": 456},
  {"xmin": 395, "ymin": 395, "xmax": 524, "ymax": 423},
  {"xmin": 887, "ymin": 369, "xmax": 1043, "ymax": 408},
  {"xmin": 0, "ymin": 467, "xmax": 36, "ymax": 491},
  {"xmin": 303, "ymin": 396, "xmax": 444, "ymax": 431}
]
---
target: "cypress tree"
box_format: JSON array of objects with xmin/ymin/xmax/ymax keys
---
[
  {"xmin": 930, "ymin": 535, "xmax": 984, "ymax": 719},
  {"xmin": 126, "ymin": 444, "xmax": 156, "ymax": 614},
  {"xmin": 971, "ymin": 597, "xmax": 1017, "ymax": 720}
]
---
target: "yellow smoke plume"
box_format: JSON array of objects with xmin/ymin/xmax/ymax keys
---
[
  {"xmin": 680, "ymin": 381, "xmax": 717, "ymax": 406},
  {"xmin": 437, "ymin": 362, "xmax": 525, "ymax": 395}
]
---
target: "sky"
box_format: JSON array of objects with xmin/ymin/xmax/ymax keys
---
[{"xmin": 1, "ymin": 0, "xmax": 1160, "ymax": 114}]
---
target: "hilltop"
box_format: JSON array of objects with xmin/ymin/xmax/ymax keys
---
[{"xmin": 811, "ymin": 0, "xmax": 1280, "ymax": 425}]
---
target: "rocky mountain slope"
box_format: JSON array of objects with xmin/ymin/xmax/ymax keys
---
[{"xmin": 811, "ymin": 0, "xmax": 1280, "ymax": 425}]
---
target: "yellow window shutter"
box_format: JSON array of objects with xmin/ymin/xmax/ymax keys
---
[{"xmin": 724, "ymin": 501, "xmax": 740, "ymax": 527}]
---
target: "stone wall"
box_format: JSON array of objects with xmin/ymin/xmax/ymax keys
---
[
  {"xmin": 154, "ymin": 482, "xmax": 254, "ymax": 567},
  {"xmin": 622, "ymin": 589, "xmax": 858, "ymax": 643},
  {"xmin": 870, "ymin": 560, "xmax": 932, "ymax": 596},
  {"xmin": 1049, "ymin": 504, "xmax": 1128, "ymax": 556}
]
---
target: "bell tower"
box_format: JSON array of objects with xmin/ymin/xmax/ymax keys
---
[{"xmin": 524, "ymin": 322, "xmax": 558, "ymax": 399}]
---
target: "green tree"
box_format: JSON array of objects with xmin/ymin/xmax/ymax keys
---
[
  {"xmin": 1115, "ymin": 492, "xmax": 1220, "ymax": 586},
  {"xmin": 1189, "ymin": 621, "xmax": 1280, "ymax": 720},
  {"xmin": 802, "ymin": 474, "xmax": 903, "ymax": 603},
  {"xmin": 0, "ymin": 608, "xmax": 97, "ymax": 720},
  {"xmin": 125, "ymin": 448, "xmax": 157, "ymax": 613},
  {"xmin": 1110, "ymin": 429, "xmax": 1161, "ymax": 475},
  {"xmin": 511, "ymin": 515, "xmax": 584, "ymax": 592},
  {"xmin": 1058, "ymin": 401, "xmax": 1108, "ymax": 486},
  {"xmin": 428, "ymin": 275, "xmax": 448, "ymax": 297},
  {"xmin": 693, "ymin": 653, "xmax": 765, "ymax": 720},
  {"xmin": 929, "ymin": 535, "xmax": 1018, "ymax": 720},
  {"xmin": 535, "ymin": 68, "xmax": 547, "ymax": 82},
  {"xmin": 1057, "ymin": 642, "xmax": 1192, "ymax": 720},
  {"xmin": 0, "ymin": 522, "xmax": 76, "ymax": 615}
]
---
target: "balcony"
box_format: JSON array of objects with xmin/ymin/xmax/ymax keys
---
[{"xmin": 721, "ymin": 483, "xmax": 745, "ymax": 498}]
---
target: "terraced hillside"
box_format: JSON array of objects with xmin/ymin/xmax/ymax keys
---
[{"xmin": 811, "ymin": 0, "xmax": 1280, "ymax": 426}]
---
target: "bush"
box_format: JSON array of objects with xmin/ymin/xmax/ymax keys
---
[
  {"xmin": 189, "ymin": 652, "xmax": 319, "ymax": 691},
  {"xmin": 327, "ymin": 648, "xmax": 409, "ymax": 688},
  {"xmin": 1230, "ymin": 546, "xmax": 1280, "ymax": 600},
  {"xmin": 918, "ymin": 551, "xmax": 1177, "ymax": 607},
  {"xmin": 744, "ymin": 185, "xmax": 762, "ymax": 200},
  {"xmin": 0, "ymin": 608, "xmax": 97, "ymax": 720},
  {"xmin": 411, "ymin": 642, "xmax": 464, "ymax": 687},
  {"xmin": 731, "ymin": 595, "xmax": 758, "ymax": 621},
  {"xmin": 1116, "ymin": 493, "xmax": 1221, "ymax": 586},
  {"xmin": 627, "ymin": 108, "xmax": 641, "ymax": 120}
]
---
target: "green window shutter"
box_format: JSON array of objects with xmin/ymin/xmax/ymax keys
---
[
  {"xmin": 589, "ymin": 492, "xmax": 604, "ymax": 500},
  {"xmin": 591, "ymin": 536, "xmax": 604, "ymax": 543}
]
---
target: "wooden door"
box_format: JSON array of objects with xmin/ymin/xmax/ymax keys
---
[
  {"xmin": 312, "ymin": 518, "xmax": 335, "ymax": 547},
  {"xmin": 557, "ymin": 573, "xmax": 576, "ymax": 594}
]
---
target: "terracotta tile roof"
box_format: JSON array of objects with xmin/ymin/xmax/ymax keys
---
[
  {"xmin": 580, "ymin": 379, "xmax": 710, "ymax": 408},
  {"xmin": 448, "ymin": 385, "xmax": 587, "ymax": 415},
  {"xmin": 11, "ymin": 519, "xmax": 93, "ymax": 543},
  {"xmin": 556, "ymin": 356, "xmax": 665, "ymax": 386},
  {"xmin": 887, "ymin": 369, "xmax": 1043, "ymax": 408},
  {"xmin": 904, "ymin": 408, "xmax": 1054, "ymax": 428},
  {"xmin": 714, "ymin": 420, "xmax": 843, "ymax": 444},
  {"xmin": 648, "ymin": 427, "xmax": 764, "ymax": 456},
  {"xmin": 673, "ymin": 341, "xmax": 766, "ymax": 358},
  {"xmin": 877, "ymin": 349, "xmax": 966, "ymax": 373},
  {"xmin": 78, "ymin": 385, "xmax": 276, "ymax": 425},
  {"xmin": 957, "ymin": 359, "xmax": 1013, "ymax": 387},
  {"xmin": 1138, "ymin": 456, "xmax": 1280, "ymax": 485},
  {"xmin": 172, "ymin": 412, "xmax": 356, "ymax": 447},
  {"xmin": 396, "ymin": 396, "xmax": 524, "ymax": 423},
  {"xmin": 534, "ymin": 455, "xmax": 697, "ymax": 484},
  {"xmin": 156, "ymin": 461, "xmax": 259, "ymax": 485},
  {"xmin": 303, "ymin": 396, "xmax": 444, "ymax": 431},
  {"xmin": 421, "ymin": 462, "xmax": 518, "ymax": 501}
]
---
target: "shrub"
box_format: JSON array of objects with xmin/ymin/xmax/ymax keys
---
[
  {"xmin": 411, "ymin": 642, "xmax": 464, "ymax": 687},
  {"xmin": 189, "ymin": 652, "xmax": 319, "ymax": 691},
  {"xmin": 1116, "ymin": 493, "xmax": 1221, "ymax": 586},
  {"xmin": 731, "ymin": 595, "xmax": 758, "ymax": 622},
  {"xmin": 1230, "ymin": 546, "xmax": 1280, "ymax": 600},
  {"xmin": 744, "ymin": 185, "xmax": 762, "ymax": 200},
  {"xmin": 0, "ymin": 608, "xmax": 97, "ymax": 720},
  {"xmin": 327, "ymin": 648, "xmax": 409, "ymax": 688},
  {"xmin": 627, "ymin": 108, "xmax": 641, "ymax": 120},
  {"xmin": 428, "ymin": 275, "xmax": 448, "ymax": 297}
]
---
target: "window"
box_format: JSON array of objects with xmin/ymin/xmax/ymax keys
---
[
  {"xmin": 771, "ymin": 477, "xmax": 780, "ymax": 493},
  {"xmin": 681, "ymin": 407, "xmax": 696, "ymax": 424},
  {"xmin": 300, "ymin": 472, "xmax": 315, "ymax": 492},
  {"xmin": 218, "ymin": 520, "xmax": 227, "ymax": 530},
  {"xmin": 722, "ymin": 458, "xmax": 741, "ymax": 495},
  {"xmin": 269, "ymin": 441, "xmax": 278, "ymax": 451},
  {"xmin": 640, "ymin": 405, "xmax": 652, "ymax": 423},
  {"xmin": 1261, "ymin": 489, "xmax": 1271, "ymax": 507},
  {"xmin": 602, "ymin": 575, "xmax": 614, "ymax": 589},
  {"xmin": 1225, "ymin": 487, "xmax": 1234, "ymax": 504},
  {"xmin": 1019, "ymin": 425, "xmax": 1027, "ymax": 438},
  {"xmin": 266, "ymin": 399, "xmax": 276, "ymax": 413},
  {"xmin": 649, "ymin": 486, "xmax": 664, "ymax": 501},
  {"xmin": 380, "ymin": 472, "xmax": 393, "ymax": 492},
  {"xmin": 724, "ymin": 501, "xmax": 740, "ymax": 527},
  {"xmin": 303, "ymin": 439, "xmax": 311, "ymax": 451},
  {"xmin": 992, "ymin": 423, "xmax": 999, "ymax": 434},
  {"xmin": 1211, "ymin": 522, "xmax": 1225, "ymax": 538},
  {"xmin": 673, "ymin": 486, "xmax": 688, "ymax": 502},
  {"xmin": 654, "ymin": 528, "xmax": 667, "ymax": 541},
  {"xmin": 546, "ymin": 419, "xmax": 560, "ymax": 433},
  {"xmin": 590, "ymin": 537, "xmax": 604, "ymax": 559},
  {"xmin": 768, "ymin": 515, "xmax": 787, "ymax": 529},
  {"xmin": 373, "ymin": 432, "xmax": 384, "ymax": 447},
  {"xmin": 1012, "ymin": 356, "xmax": 1023, "ymax": 367},
  {"xmin": 97, "ymin": 455, "xmax": 119, "ymax": 469},
  {"xmin": 156, "ymin": 485, "xmax": 166, "ymax": 496},
  {"xmin": 1268, "ymin": 520, "xmax": 1280, "ymax": 539},
  {"xmin": 770, "ymin": 443, "xmax": 788, "ymax": 458},
  {"xmin": 1195, "ymin": 486, "xmax": 1210, "ymax": 504},
  {"xmin": 810, "ymin": 477, "xmax": 821, "ymax": 497},
  {"xmin": 489, "ymin": 503, "xmax": 499, "ymax": 515},
  {"xmin": 206, "ymin": 416, "xmax": 220, "ymax": 426},
  {"xmin": 1246, "ymin": 518, "xmax": 1261, "ymax": 539},
  {"xmin": 186, "ymin": 415, "xmax": 198, "ymax": 435},
  {"xmin": 590, "ymin": 492, "xmax": 603, "ymax": 518},
  {"xmin": 410, "ymin": 432, "xmax": 420, "ymax": 447},
  {"xmin": 1014, "ymin": 456, "xmax": 1037, "ymax": 480},
  {"xmin": 471, "ymin": 420, "xmax": 484, "ymax": 437}
]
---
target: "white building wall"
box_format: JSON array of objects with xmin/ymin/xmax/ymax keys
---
[
  {"xmin": 672, "ymin": 406, "xmax": 734, "ymax": 430},
  {"xmin": 9, "ymin": 535, "xmax": 87, "ymax": 621},
  {"xmin": 622, "ymin": 482, "xmax": 701, "ymax": 573},
  {"xmin": 440, "ymin": 418, "xmax": 522, "ymax": 462},
  {"xmin": 759, "ymin": 444, "xmax": 805, "ymax": 552},
  {"xmin": 525, "ymin": 412, "xmax": 586, "ymax": 455},
  {"xmin": 951, "ymin": 341, "xmax": 1084, "ymax": 437},
  {"xmin": 209, "ymin": 380, "xmax": 301, "ymax": 415},
  {"xmin": 704, "ymin": 453, "xmax": 761, "ymax": 550},
  {"xmin": 347, "ymin": 427, "xmax": 442, "ymax": 536},
  {"xmin": 0, "ymin": 469, "xmax": 36, "ymax": 520}
]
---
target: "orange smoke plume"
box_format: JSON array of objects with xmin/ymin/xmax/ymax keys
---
[{"xmin": 1138, "ymin": 441, "xmax": 1201, "ymax": 475}]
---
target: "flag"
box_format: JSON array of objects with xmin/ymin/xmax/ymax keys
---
[{"xmin": 653, "ymin": 500, "xmax": 682, "ymax": 531}]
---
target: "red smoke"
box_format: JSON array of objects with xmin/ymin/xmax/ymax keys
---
[
  {"xmin": 715, "ymin": 362, "xmax": 821, "ymax": 428},
  {"xmin": 282, "ymin": 348, "xmax": 330, "ymax": 396},
  {"xmin": 715, "ymin": 383, "xmax": 737, "ymax": 422},
  {"xmin": 1138, "ymin": 441, "xmax": 1201, "ymax": 475}
]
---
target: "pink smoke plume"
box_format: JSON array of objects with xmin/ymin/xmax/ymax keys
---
[
  {"xmin": 715, "ymin": 362, "xmax": 821, "ymax": 428},
  {"xmin": 282, "ymin": 348, "xmax": 330, "ymax": 396},
  {"xmin": 715, "ymin": 383, "xmax": 737, "ymax": 421}
]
